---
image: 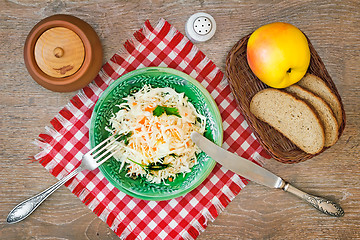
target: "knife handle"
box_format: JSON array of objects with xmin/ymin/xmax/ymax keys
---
[{"xmin": 282, "ymin": 183, "xmax": 344, "ymax": 217}]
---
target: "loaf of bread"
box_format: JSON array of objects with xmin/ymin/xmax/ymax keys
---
[
  {"xmin": 297, "ymin": 73, "xmax": 342, "ymax": 125},
  {"xmin": 250, "ymin": 88, "xmax": 325, "ymax": 154},
  {"xmin": 285, "ymin": 85, "xmax": 338, "ymax": 147}
]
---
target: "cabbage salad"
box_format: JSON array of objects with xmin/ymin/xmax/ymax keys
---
[{"xmin": 107, "ymin": 85, "xmax": 207, "ymax": 184}]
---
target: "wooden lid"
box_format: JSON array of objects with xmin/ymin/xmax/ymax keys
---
[
  {"xmin": 24, "ymin": 14, "xmax": 103, "ymax": 92},
  {"xmin": 34, "ymin": 27, "xmax": 85, "ymax": 78}
]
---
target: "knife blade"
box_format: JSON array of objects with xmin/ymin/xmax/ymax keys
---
[
  {"xmin": 191, "ymin": 132, "xmax": 345, "ymax": 217},
  {"xmin": 191, "ymin": 132, "xmax": 285, "ymax": 189}
]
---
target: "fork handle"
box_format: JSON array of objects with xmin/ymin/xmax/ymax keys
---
[{"xmin": 6, "ymin": 167, "xmax": 82, "ymax": 224}]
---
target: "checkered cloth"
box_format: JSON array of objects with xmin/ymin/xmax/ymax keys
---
[{"xmin": 34, "ymin": 19, "xmax": 270, "ymax": 240}]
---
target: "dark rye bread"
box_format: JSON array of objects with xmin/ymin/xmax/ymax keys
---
[
  {"xmin": 297, "ymin": 73, "xmax": 343, "ymax": 125},
  {"xmin": 285, "ymin": 85, "xmax": 339, "ymax": 147},
  {"xmin": 250, "ymin": 89, "xmax": 325, "ymax": 154}
]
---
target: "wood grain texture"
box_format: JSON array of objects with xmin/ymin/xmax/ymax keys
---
[{"xmin": 1, "ymin": 0, "xmax": 359, "ymax": 239}]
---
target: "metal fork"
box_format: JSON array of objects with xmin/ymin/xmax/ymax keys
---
[{"xmin": 6, "ymin": 134, "xmax": 121, "ymax": 224}]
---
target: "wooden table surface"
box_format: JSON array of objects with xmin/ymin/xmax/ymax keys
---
[{"xmin": 1, "ymin": 0, "xmax": 359, "ymax": 239}]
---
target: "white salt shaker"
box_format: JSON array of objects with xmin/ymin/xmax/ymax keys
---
[{"xmin": 185, "ymin": 12, "xmax": 216, "ymax": 43}]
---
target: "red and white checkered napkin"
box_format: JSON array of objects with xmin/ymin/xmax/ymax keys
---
[{"xmin": 34, "ymin": 19, "xmax": 270, "ymax": 240}]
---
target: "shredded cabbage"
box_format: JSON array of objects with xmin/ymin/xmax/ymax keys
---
[{"xmin": 107, "ymin": 85, "xmax": 206, "ymax": 184}]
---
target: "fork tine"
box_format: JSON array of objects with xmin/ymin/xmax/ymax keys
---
[
  {"xmin": 92, "ymin": 143, "xmax": 119, "ymax": 161},
  {"xmin": 88, "ymin": 134, "xmax": 114, "ymax": 154},
  {"xmin": 97, "ymin": 147, "xmax": 123, "ymax": 165},
  {"xmin": 88, "ymin": 133, "xmax": 120, "ymax": 154}
]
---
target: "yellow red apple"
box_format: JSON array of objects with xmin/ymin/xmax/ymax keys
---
[{"xmin": 247, "ymin": 22, "xmax": 310, "ymax": 88}]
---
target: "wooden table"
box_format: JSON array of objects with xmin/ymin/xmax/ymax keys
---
[{"xmin": 1, "ymin": 1, "xmax": 359, "ymax": 239}]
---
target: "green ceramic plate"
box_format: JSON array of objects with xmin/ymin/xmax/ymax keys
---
[{"xmin": 89, "ymin": 67, "xmax": 223, "ymax": 201}]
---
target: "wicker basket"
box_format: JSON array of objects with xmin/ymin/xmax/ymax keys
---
[{"xmin": 226, "ymin": 34, "xmax": 346, "ymax": 164}]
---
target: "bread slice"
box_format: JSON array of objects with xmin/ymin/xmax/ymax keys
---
[
  {"xmin": 285, "ymin": 85, "xmax": 339, "ymax": 147},
  {"xmin": 250, "ymin": 88, "xmax": 325, "ymax": 154},
  {"xmin": 297, "ymin": 73, "xmax": 342, "ymax": 125}
]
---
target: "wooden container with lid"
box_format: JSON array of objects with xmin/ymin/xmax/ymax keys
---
[{"xmin": 24, "ymin": 14, "xmax": 103, "ymax": 92}]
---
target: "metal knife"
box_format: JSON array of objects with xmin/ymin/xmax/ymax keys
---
[{"xmin": 191, "ymin": 132, "xmax": 344, "ymax": 217}]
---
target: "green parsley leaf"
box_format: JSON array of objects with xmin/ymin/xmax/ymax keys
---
[
  {"xmin": 153, "ymin": 105, "xmax": 165, "ymax": 117},
  {"xmin": 147, "ymin": 162, "xmax": 171, "ymax": 171},
  {"xmin": 152, "ymin": 105, "xmax": 181, "ymax": 118},
  {"xmin": 164, "ymin": 106, "xmax": 181, "ymax": 118},
  {"xmin": 127, "ymin": 158, "xmax": 171, "ymax": 172}
]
